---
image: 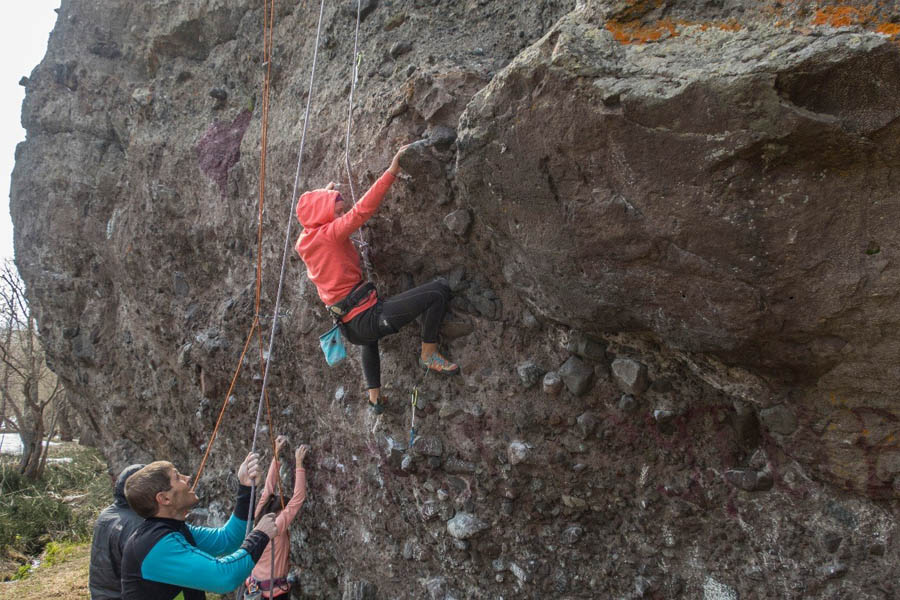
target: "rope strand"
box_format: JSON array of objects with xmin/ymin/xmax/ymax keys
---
[{"xmin": 247, "ymin": 0, "xmax": 328, "ymax": 535}]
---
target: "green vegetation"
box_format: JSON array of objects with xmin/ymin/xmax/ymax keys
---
[{"xmin": 1, "ymin": 442, "xmax": 110, "ymax": 580}]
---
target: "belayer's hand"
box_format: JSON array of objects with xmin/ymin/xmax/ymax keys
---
[
  {"xmin": 237, "ymin": 452, "xmax": 260, "ymax": 486},
  {"xmin": 254, "ymin": 513, "xmax": 278, "ymax": 539},
  {"xmin": 389, "ymin": 144, "xmax": 412, "ymax": 176}
]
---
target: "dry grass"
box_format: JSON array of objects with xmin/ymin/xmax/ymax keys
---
[{"xmin": 0, "ymin": 542, "xmax": 90, "ymax": 599}]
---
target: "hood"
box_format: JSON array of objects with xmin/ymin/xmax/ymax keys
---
[
  {"xmin": 297, "ymin": 189, "xmax": 341, "ymax": 229},
  {"xmin": 114, "ymin": 463, "xmax": 146, "ymax": 506}
]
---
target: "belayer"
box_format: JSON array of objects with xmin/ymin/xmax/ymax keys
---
[
  {"xmin": 295, "ymin": 144, "xmax": 458, "ymax": 413},
  {"xmin": 120, "ymin": 453, "xmax": 277, "ymax": 598}
]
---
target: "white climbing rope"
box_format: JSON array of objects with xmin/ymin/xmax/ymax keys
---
[
  {"xmin": 247, "ymin": 0, "xmax": 327, "ymax": 535},
  {"xmin": 344, "ymin": 0, "xmax": 375, "ymax": 280}
]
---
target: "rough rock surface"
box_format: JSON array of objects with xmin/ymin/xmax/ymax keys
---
[{"xmin": 10, "ymin": 0, "xmax": 900, "ymax": 598}]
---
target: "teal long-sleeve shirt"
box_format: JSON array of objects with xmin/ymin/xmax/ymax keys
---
[{"xmin": 141, "ymin": 512, "xmax": 254, "ymax": 594}]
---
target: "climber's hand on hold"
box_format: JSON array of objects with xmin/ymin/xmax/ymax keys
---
[
  {"xmin": 296, "ymin": 444, "xmax": 309, "ymax": 466},
  {"xmin": 325, "ymin": 181, "xmax": 336, "ymax": 191},
  {"xmin": 389, "ymin": 144, "xmax": 412, "ymax": 176},
  {"xmin": 275, "ymin": 435, "xmax": 288, "ymax": 457}
]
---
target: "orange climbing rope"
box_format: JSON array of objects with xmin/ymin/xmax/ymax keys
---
[{"xmin": 191, "ymin": 0, "xmax": 284, "ymax": 507}]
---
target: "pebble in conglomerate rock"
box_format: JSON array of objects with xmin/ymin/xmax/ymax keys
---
[
  {"xmin": 611, "ymin": 358, "xmax": 649, "ymax": 395},
  {"xmin": 725, "ymin": 468, "xmax": 774, "ymax": 492},
  {"xmin": 412, "ymin": 436, "xmax": 443, "ymax": 457},
  {"xmin": 389, "ymin": 40, "xmax": 412, "ymax": 59},
  {"xmin": 575, "ymin": 411, "xmax": 599, "ymax": 439},
  {"xmin": 543, "ymin": 371, "xmax": 563, "ymax": 395},
  {"xmin": 558, "ymin": 356, "xmax": 594, "ymax": 396},
  {"xmin": 508, "ymin": 441, "xmax": 529, "ymax": 465},
  {"xmin": 819, "ymin": 563, "xmax": 848, "ymax": 579},
  {"xmin": 618, "ymin": 393, "xmax": 638, "ymax": 412},
  {"xmin": 444, "ymin": 209, "xmax": 472, "ymax": 236},
  {"xmin": 703, "ymin": 577, "xmax": 737, "ymax": 600},
  {"xmin": 516, "ymin": 361, "xmax": 544, "ymax": 388},
  {"xmin": 759, "ymin": 403, "xmax": 798, "ymax": 435},
  {"xmin": 561, "ymin": 524, "xmax": 584, "ymax": 545},
  {"xmin": 446, "ymin": 512, "xmax": 489, "ymax": 539},
  {"xmin": 566, "ymin": 331, "xmax": 607, "ymax": 361}
]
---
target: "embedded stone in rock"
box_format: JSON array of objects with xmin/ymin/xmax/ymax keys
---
[
  {"xmin": 425, "ymin": 125, "xmax": 457, "ymax": 148},
  {"xmin": 522, "ymin": 310, "xmax": 540, "ymax": 330},
  {"xmin": 508, "ymin": 441, "xmax": 528, "ymax": 465},
  {"xmin": 402, "ymin": 536, "xmax": 425, "ymax": 561},
  {"xmin": 509, "ymin": 562, "xmax": 533, "ymax": 583},
  {"xmin": 618, "ymin": 394, "xmax": 638, "ymax": 412},
  {"xmin": 566, "ymin": 331, "xmax": 607, "ymax": 362},
  {"xmin": 875, "ymin": 450, "xmax": 900, "ymax": 483},
  {"xmin": 517, "ymin": 361, "xmax": 544, "ymax": 388},
  {"xmin": 444, "ymin": 209, "xmax": 472, "ymax": 236},
  {"xmin": 443, "ymin": 456, "xmax": 476, "ymax": 474},
  {"xmin": 759, "ymin": 404, "xmax": 798, "ymax": 435},
  {"xmin": 382, "ymin": 436, "xmax": 406, "ymax": 469},
  {"xmin": 421, "ymin": 500, "xmax": 441, "ymax": 521},
  {"xmin": 561, "ymin": 495, "xmax": 587, "ymax": 509},
  {"xmin": 561, "ymin": 525, "xmax": 583, "ymax": 545},
  {"xmin": 575, "ymin": 411, "xmax": 598, "ymax": 440},
  {"xmin": 447, "ymin": 512, "xmax": 488, "ymax": 539},
  {"xmin": 725, "ymin": 468, "xmax": 774, "ymax": 492},
  {"xmin": 423, "ymin": 577, "xmax": 447, "ymax": 600},
  {"xmin": 822, "ymin": 532, "xmax": 842, "ymax": 553},
  {"xmin": 389, "ymin": 40, "xmax": 412, "ymax": 59},
  {"xmin": 702, "ymin": 577, "xmax": 737, "ymax": 600},
  {"xmin": 819, "ymin": 563, "xmax": 848, "ymax": 580},
  {"xmin": 559, "ymin": 356, "xmax": 593, "ymax": 396},
  {"xmin": 412, "ymin": 435, "xmax": 443, "ymax": 457},
  {"xmin": 440, "ymin": 315, "xmax": 474, "ymax": 339},
  {"xmin": 543, "ymin": 371, "xmax": 563, "ymax": 395},
  {"xmin": 611, "ymin": 358, "xmax": 649, "ymax": 395},
  {"xmin": 341, "ymin": 578, "xmax": 377, "ymax": 600}
]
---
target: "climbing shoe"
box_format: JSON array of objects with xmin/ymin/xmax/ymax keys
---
[
  {"xmin": 419, "ymin": 353, "xmax": 459, "ymax": 375},
  {"xmin": 368, "ymin": 397, "xmax": 385, "ymax": 415}
]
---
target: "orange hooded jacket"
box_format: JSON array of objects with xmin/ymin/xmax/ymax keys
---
[{"xmin": 294, "ymin": 170, "xmax": 395, "ymax": 322}]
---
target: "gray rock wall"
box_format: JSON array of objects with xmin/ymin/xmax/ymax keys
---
[{"xmin": 11, "ymin": 0, "xmax": 899, "ymax": 598}]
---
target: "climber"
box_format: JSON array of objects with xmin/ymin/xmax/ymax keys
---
[
  {"xmin": 295, "ymin": 143, "xmax": 458, "ymax": 414},
  {"xmin": 120, "ymin": 452, "xmax": 278, "ymax": 598},
  {"xmin": 88, "ymin": 463, "xmax": 145, "ymax": 600},
  {"xmin": 243, "ymin": 435, "xmax": 308, "ymax": 599}
]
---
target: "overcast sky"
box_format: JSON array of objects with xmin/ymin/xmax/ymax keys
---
[{"xmin": 1, "ymin": 1, "xmax": 60, "ymax": 264}]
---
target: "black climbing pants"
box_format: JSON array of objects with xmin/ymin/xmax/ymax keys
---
[{"xmin": 341, "ymin": 279, "xmax": 451, "ymax": 389}]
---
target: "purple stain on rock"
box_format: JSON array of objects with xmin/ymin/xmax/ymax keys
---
[{"xmin": 196, "ymin": 110, "xmax": 252, "ymax": 197}]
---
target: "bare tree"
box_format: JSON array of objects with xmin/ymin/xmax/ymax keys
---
[{"xmin": 0, "ymin": 261, "xmax": 63, "ymax": 479}]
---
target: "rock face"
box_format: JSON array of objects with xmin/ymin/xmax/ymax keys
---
[{"xmin": 10, "ymin": 1, "xmax": 900, "ymax": 598}]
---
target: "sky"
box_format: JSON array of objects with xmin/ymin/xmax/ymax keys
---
[{"xmin": 0, "ymin": 1, "xmax": 60, "ymax": 264}]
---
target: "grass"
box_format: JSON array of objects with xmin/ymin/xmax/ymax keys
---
[
  {"xmin": 1, "ymin": 442, "xmax": 111, "ymax": 581},
  {"xmin": 0, "ymin": 541, "xmax": 91, "ymax": 599}
]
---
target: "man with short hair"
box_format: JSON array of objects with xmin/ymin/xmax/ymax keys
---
[
  {"xmin": 89, "ymin": 463, "xmax": 145, "ymax": 600},
  {"xmin": 121, "ymin": 452, "xmax": 277, "ymax": 599}
]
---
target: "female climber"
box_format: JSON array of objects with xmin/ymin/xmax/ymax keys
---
[
  {"xmin": 295, "ymin": 143, "xmax": 458, "ymax": 414},
  {"xmin": 244, "ymin": 435, "xmax": 308, "ymax": 599}
]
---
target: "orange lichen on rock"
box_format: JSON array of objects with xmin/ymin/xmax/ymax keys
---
[
  {"xmin": 605, "ymin": 18, "xmax": 680, "ymax": 44},
  {"xmin": 606, "ymin": 18, "xmax": 744, "ymax": 44},
  {"xmin": 718, "ymin": 20, "xmax": 742, "ymax": 32},
  {"xmin": 812, "ymin": 6, "xmax": 872, "ymax": 28},
  {"xmin": 875, "ymin": 22, "xmax": 900, "ymax": 37}
]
